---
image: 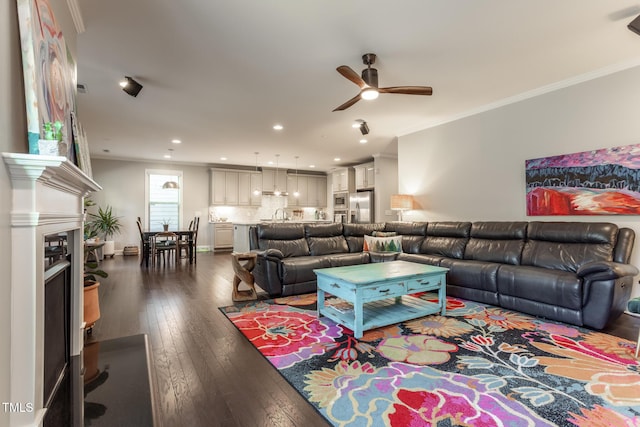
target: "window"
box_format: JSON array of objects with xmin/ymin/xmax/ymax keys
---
[{"xmin": 145, "ymin": 170, "xmax": 183, "ymax": 231}]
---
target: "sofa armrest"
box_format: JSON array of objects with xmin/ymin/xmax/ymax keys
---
[
  {"xmin": 264, "ymin": 248, "xmax": 284, "ymax": 259},
  {"xmin": 577, "ymin": 261, "xmax": 639, "ymax": 281}
]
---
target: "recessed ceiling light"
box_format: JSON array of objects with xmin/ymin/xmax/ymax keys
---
[
  {"xmin": 359, "ymin": 139, "xmax": 368, "ymax": 144},
  {"xmin": 171, "ymin": 139, "xmax": 181, "ymax": 144},
  {"xmin": 309, "ymin": 165, "xmax": 315, "ymax": 168},
  {"xmin": 164, "ymin": 154, "xmax": 171, "ymax": 159},
  {"xmin": 352, "ymin": 120, "xmax": 364, "ymax": 128},
  {"xmin": 334, "ymin": 157, "xmax": 341, "ymax": 162},
  {"xmin": 273, "ymin": 124, "xmax": 283, "ymax": 130},
  {"xmin": 220, "ymin": 157, "xmax": 227, "ymax": 161},
  {"xmin": 268, "ymin": 161, "xmax": 274, "ymax": 165}
]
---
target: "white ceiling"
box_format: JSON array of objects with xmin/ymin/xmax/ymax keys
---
[{"xmin": 76, "ymin": 0, "xmax": 640, "ymax": 172}]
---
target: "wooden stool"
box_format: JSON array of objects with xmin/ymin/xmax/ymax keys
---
[{"xmin": 231, "ymin": 252, "xmax": 258, "ymax": 301}]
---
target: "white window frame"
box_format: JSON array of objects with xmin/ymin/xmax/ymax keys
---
[{"xmin": 144, "ymin": 169, "xmax": 184, "ymax": 230}]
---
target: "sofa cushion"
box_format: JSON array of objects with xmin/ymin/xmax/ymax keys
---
[
  {"xmin": 343, "ymin": 223, "xmax": 386, "ymax": 252},
  {"xmin": 522, "ymin": 222, "xmax": 617, "ymax": 273},
  {"xmin": 464, "ymin": 221, "xmax": 527, "ymax": 265},
  {"xmin": 304, "ymin": 223, "xmax": 349, "ymax": 256},
  {"xmin": 384, "ymin": 222, "xmax": 427, "ymax": 253},
  {"xmin": 258, "ymin": 238, "xmax": 310, "ymax": 258},
  {"xmin": 305, "ymin": 222, "xmax": 343, "ymax": 237},
  {"xmin": 308, "ymin": 236, "xmax": 349, "ymax": 256},
  {"xmin": 440, "ymin": 258, "xmax": 500, "ymax": 294},
  {"xmin": 256, "ymin": 223, "xmax": 310, "ymax": 257},
  {"xmin": 497, "ymin": 264, "xmax": 582, "ymax": 310},
  {"xmin": 280, "ymin": 256, "xmax": 331, "ymax": 285},
  {"xmin": 421, "ymin": 222, "xmax": 471, "ymax": 259},
  {"xmin": 328, "ymin": 252, "xmax": 370, "ymax": 267}
]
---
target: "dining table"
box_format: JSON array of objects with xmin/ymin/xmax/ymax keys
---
[{"xmin": 142, "ymin": 229, "xmax": 196, "ymax": 265}]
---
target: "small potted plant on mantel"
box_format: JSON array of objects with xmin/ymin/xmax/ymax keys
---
[
  {"xmin": 161, "ymin": 218, "xmax": 171, "ymax": 232},
  {"xmin": 88, "ymin": 205, "xmax": 123, "ymax": 258},
  {"xmin": 38, "ymin": 120, "xmax": 67, "ymax": 156}
]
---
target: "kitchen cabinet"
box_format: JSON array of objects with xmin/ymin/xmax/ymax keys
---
[
  {"xmin": 287, "ymin": 174, "xmax": 327, "ymax": 207},
  {"xmin": 262, "ymin": 168, "xmax": 287, "ymax": 195},
  {"xmin": 287, "ymin": 174, "xmax": 308, "ymax": 206},
  {"xmin": 308, "ymin": 175, "xmax": 327, "ymax": 207},
  {"xmin": 354, "ymin": 162, "xmax": 375, "ymax": 190},
  {"xmin": 331, "ymin": 167, "xmax": 354, "ymax": 193},
  {"xmin": 214, "ymin": 222, "xmax": 233, "ymax": 251},
  {"xmin": 211, "ymin": 169, "xmax": 261, "ymax": 206},
  {"xmin": 238, "ymin": 172, "xmax": 262, "ymax": 206},
  {"xmin": 210, "ymin": 169, "xmax": 238, "ymax": 205}
]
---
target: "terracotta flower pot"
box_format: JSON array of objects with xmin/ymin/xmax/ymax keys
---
[{"xmin": 84, "ymin": 281, "xmax": 101, "ymax": 330}]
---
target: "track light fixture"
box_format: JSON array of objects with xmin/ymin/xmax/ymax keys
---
[
  {"xmin": 629, "ymin": 14, "xmax": 640, "ymax": 36},
  {"xmin": 359, "ymin": 121, "xmax": 370, "ymax": 135},
  {"xmin": 119, "ymin": 76, "xmax": 143, "ymax": 97}
]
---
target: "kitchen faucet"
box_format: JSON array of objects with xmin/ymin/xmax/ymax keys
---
[{"xmin": 272, "ymin": 208, "xmax": 287, "ymax": 222}]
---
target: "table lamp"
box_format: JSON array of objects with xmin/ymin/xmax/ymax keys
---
[{"xmin": 390, "ymin": 194, "xmax": 414, "ymax": 221}]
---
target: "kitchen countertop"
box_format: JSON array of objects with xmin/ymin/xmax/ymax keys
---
[{"xmin": 232, "ymin": 220, "xmax": 333, "ymax": 225}]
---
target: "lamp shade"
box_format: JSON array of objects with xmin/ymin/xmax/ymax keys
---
[
  {"xmin": 162, "ymin": 180, "xmax": 179, "ymax": 189},
  {"xmin": 390, "ymin": 194, "xmax": 413, "ymax": 210}
]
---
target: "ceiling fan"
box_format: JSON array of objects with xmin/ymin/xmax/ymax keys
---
[{"xmin": 333, "ymin": 53, "xmax": 433, "ymax": 111}]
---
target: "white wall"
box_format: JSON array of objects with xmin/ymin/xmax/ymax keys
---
[
  {"xmin": 91, "ymin": 158, "xmax": 213, "ymax": 251},
  {"xmin": 1, "ymin": 2, "xmax": 29, "ymax": 424},
  {"xmin": 398, "ymin": 64, "xmax": 640, "ymax": 298}
]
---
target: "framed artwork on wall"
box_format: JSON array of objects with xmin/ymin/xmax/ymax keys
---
[
  {"xmin": 16, "ymin": 0, "xmax": 77, "ymax": 164},
  {"xmin": 526, "ymin": 144, "xmax": 640, "ymax": 215}
]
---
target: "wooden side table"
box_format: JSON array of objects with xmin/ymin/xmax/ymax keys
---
[{"xmin": 231, "ymin": 252, "xmax": 258, "ymax": 301}]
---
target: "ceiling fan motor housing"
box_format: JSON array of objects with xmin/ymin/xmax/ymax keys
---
[{"xmin": 361, "ymin": 68, "xmax": 378, "ymax": 88}]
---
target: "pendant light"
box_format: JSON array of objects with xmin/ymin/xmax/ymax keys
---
[
  {"xmin": 293, "ymin": 156, "xmax": 300, "ymax": 198},
  {"xmin": 252, "ymin": 152, "xmax": 261, "ymax": 196},
  {"xmin": 273, "ymin": 154, "xmax": 281, "ymax": 196},
  {"xmin": 162, "ymin": 149, "xmax": 180, "ymax": 189}
]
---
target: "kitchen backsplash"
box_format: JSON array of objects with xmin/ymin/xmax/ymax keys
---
[{"xmin": 209, "ymin": 195, "xmax": 327, "ymax": 222}]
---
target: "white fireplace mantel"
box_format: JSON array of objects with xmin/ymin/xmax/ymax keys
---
[{"xmin": 3, "ymin": 153, "xmax": 101, "ymax": 427}]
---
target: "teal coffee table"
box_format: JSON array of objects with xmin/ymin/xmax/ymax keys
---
[{"xmin": 314, "ymin": 261, "xmax": 448, "ymax": 338}]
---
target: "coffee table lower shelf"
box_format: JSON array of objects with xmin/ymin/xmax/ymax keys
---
[{"xmin": 319, "ymin": 295, "xmax": 442, "ymax": 337}]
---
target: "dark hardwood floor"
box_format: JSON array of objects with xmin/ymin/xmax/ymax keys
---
[
  {"xmin": 88, "ymin": 252, "xmax": 329, "ymax": 427},
  {"xmin": 88, "ymin": 253, "xmax": 640, "ymax": 427}
]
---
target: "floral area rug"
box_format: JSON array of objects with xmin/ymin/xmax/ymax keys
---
[{"xmin": 219, "ymin": 293, "xmax": 640, "ymax": 426}]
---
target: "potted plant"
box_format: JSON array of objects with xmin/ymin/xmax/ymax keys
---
[
  {"xmin": 88, "ymin": 205, "xmax": 123, "ymax": 258},
  {"xmin": 84, "ymin": 252, "xmax": 108, "ymax": 333},
  {"xmin": 38, "ymin": 120, "xmax": 67, "ymax": 156},
  {"xmin": 161, "ymin": 218, "xmax": 171, "ymax": 231}
]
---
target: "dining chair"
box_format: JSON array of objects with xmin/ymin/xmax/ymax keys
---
[
  {"xmin": 136, "ymin": 219, "xmax": 150, "ymax": 267},
  {"xmin": 192, "ymin": 217, "xmax": 200, "ymax": 263},
  {"xmin": 178, "ymin": 219, "xmax": 194, "ymax": 259},
  {"xmin": 151, "ymin": 231, "xmax": 179, "ymax": 266}
]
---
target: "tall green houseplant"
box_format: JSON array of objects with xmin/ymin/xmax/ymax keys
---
[{"xmin": 88, "ymin": 205, "xmax": 123, "ymax": 257}]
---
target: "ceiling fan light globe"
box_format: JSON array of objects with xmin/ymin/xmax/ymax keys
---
[{"xmin": 361, "ymin": 89, "xmax": 379, "ymax": 100}]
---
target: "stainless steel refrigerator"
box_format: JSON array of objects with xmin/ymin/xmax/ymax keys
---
[{"xmin": 349, "ymin": 191, "xmax": 374, "ymax": 223}]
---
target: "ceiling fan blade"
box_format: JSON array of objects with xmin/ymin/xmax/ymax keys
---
[
  {"xmin": 332, "ymin": 93, "xmax": 362, "ymax": 111},
  {"xmin": 337, "ymin": 66, "xmax": 367, "ymax": 89},
  {"xmin": 379, "ymin": 86, "xmax": 433, "ymax": 96}
]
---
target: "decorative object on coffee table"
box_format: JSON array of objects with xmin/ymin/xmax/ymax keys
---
[{"xmin": 231, "ymin": 252, "xmax": 258, "ymax": 301}]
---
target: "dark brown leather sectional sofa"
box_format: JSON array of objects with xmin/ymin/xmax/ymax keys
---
[{"xmin": 248, "ymin": 221, "xmax": 638, "ymax": 329}]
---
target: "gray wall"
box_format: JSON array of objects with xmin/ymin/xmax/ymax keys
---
[
  {"xmin": 91, "ymin": 158, "xmax": 212, "ymax": 251},
  {"xmin": 398, "ymin": 64, "xmax": 640, "ymax": 298}
]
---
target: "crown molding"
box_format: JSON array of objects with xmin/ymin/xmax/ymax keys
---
[{"xmin": 66, "ymin": 0, "xmax": 85, "ymax": 34}]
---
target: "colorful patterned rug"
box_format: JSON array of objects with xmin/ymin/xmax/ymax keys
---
[{"xmin": 219, "ymin": 293, "xmax": 640, "ymax": 426}]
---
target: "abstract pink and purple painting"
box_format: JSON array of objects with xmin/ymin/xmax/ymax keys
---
[{"xmin": 526, "ymin": 144, "xmax": 640, "ymax": 215}]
